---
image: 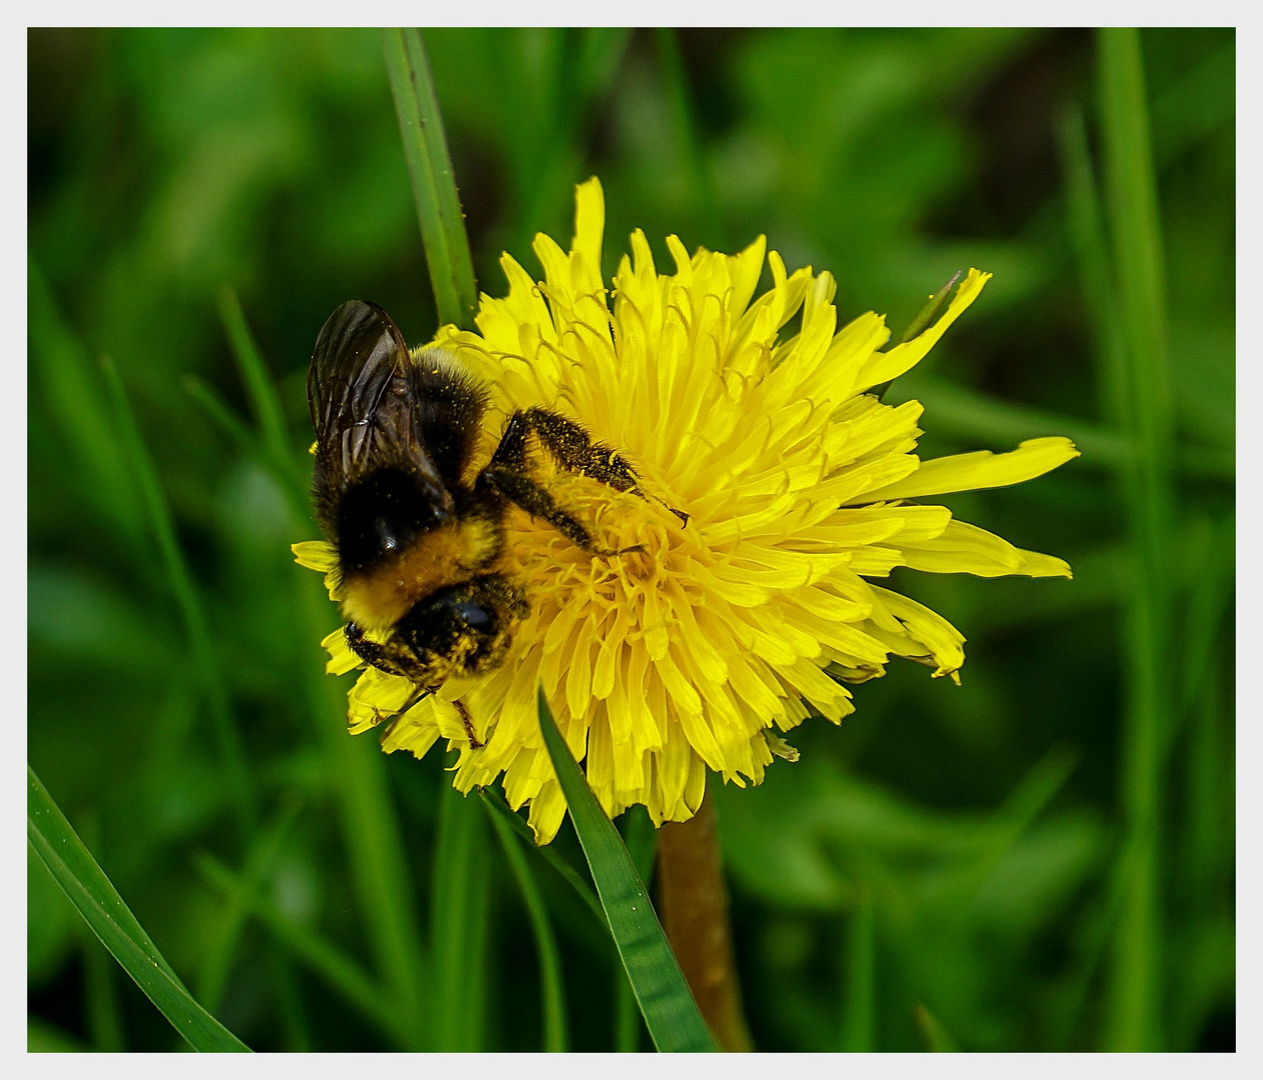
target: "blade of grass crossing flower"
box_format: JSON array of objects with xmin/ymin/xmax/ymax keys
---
[
  {"xmin": 27, "ymin": 767, "xmax": 251, "ymax": 1053},
  {"xmin": 840, "ymin": 888, "xmax": 876, "ymax": 1052},
  {"xmin": 431, "ymin": 783, "xmax": 492, "ymax": 1050},
  {"xmin": 615, "ymin": 806, "xmax": 658, "ymax": 1052},
  {"xmin": 383, "ymin": 28, "xmax": 477, "ymax": 330},
  {"xmin": 195, "ymin": 853, "xmax": 411, "ymax": 1049},
  {"xmin": 484, "ymin": 797, "xmax": 569, "ymax": 1051},
  {"xmin": 537, "ymin": 689, "xmax": 715, "ymax": 1053},
  {"xmin": 100, "ymin": 356, "xmax": 257, "ymax": 839},
  {"xmin": 1097, "ymin": 28, "xmax": 1175, "ymax": 1052}
]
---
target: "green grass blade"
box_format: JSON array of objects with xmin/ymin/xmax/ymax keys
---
[
  {"xmin": 195, "ymin": 853, "xmax": 411, "ymax": 1049},
  {"xmin": 100, "ymin": 356, "xmax": 257, "ymax": 838},
  {"xmin": 296, "ymin": 579, "xmax": 430, "ymax": 1050},
  {"xmin": 615, "ymin": 972, "xmax": 641, "ymax": 1052},
  {"xmin": 28, "ymin": 1018, "xmax": 89, "ymax": 1053},
  {"xmin": 509, "ymin": 28, "xmax": 634, "ymax": 257},
  {"xmin": 485, "ymin": 797, "xmax": 569, "ymax": 1051},
  {"xmin": 267, "ymin": 945, "xmax": 314, "ymax": 1052},
  {"xmin": 480, "ymin": 786, "xmax": 606, "ymax": 925},
  {"xmin": 1097, "ymin": 27, "xmax": 1175, "ymax": 1052},
  {"xmin": 28, "ymin": 767, "xmax": 251, "ymax": 1053},
  {"xmin": 82, "ymin": 930, "xmax": 125, "ymax": 1051},
  {"xmin": 185, "ymin": 376, "xmax": 310, "ymax": 522},
  {"xmin": 914, "ymin": 1004, "xmax": 960, "ymax": 1052},
  {"xmin": 615, "ymin": 807, "xmax": 657, "ymax": 1052},
  {"xmin": 217, "ymin": 288, "xmax": 292, "ymax": 469},
  {"xmin": 197, "ymin": 797, "xmax": 303, "ymax": 1014},
  {"xmin": 898, "ymin": 271, "xmax": 962, "ymax": 344},
  {"xmin": 654, "ymin": 28, "xmax": 724, "ymax": 248},
  {"xmin": 888, "ymin": 372, "xmax": 1231, "ymax": 482},
  {"xmin": 1173, "ymin": 515, "xmax": 1235, "ymax": 730},
  {"xmin": 840, "ymin": 888, "xmax": 876, "ymax": 1052},
  {"xmin": 382, "ymin": 27, "xmax": 477, "ymax": 329},
  {"xmin": 430, "ymin": 782, "xmax": 492, "ymax": 1050},
  {"xmin": 28, "ymin": 256, "xmax": 146, "ymax": 549},
  {"xmin": 536, "ymin": 689, "xmax": 715, "ymax": 1053}
]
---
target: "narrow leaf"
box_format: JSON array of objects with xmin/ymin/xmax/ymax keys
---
[
  {"xmin": 27, "ymin": 767, "xmax": 250, "ymax": 1053},
  {"xmin": 899, "ymin": 270, "xmax": 962, "ymax": 344},
  {"xmin": 100, "ymin": 356, "xmax": 256, "ymax": 837},
  {"xmin": 840, "ymin": 888, "xmax": 876, "ymax": 1052},
  {"xmin": 296, "ymin": 579, "xmax": 430, "ymax": 1051},
  {"xmin": 430, "ymin": 782, "xmax": 491, "ymax": 1050},
  {"xmin": 480, "ymin": 785, "xmax": 605, "ymax": 926},
  {"xmin": 654, "ymin": 28, "xmax": 724, "ymax": 248},
  {"xmin": 195, "ymin": 853, "xmax": 410, "ymax": 1050},
  {"xmin": 28, "ymin": 256, "xmax": 145, "ymax": 548},
  {"xmin": 382, "ymin": 27, "xmax": 477, "ymax": 329},
  {"xmin": 1097, "ymin": 27, "xmax": 1175, "ymax": 1052},
  {"xmin": 536, "ymin": 689, "xmax": 715, "ymax": 1053},
  {"xmin": 915, "ymin": 1004, "xmax": 960, "ymax": 1052},
  {"xmin": 197, "ymin": 798, "xmax": 302, "ymax": 1014},
  {"xmin": 484, "ymin": 797, "xmax": 569, "ymax": 1051},
  {"xmin": 217, "ymin": 288, "xmax": 291, "ymax": 469}
]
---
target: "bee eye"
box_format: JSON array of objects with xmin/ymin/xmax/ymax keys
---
[{"xmin": 452, "ymin": 601, "xmax": 495, "ymax": 635}]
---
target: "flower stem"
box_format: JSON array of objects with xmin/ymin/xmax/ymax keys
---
[{"xmin": 656, "ymin": 793, "xmax": 754, "ymax": 1052}]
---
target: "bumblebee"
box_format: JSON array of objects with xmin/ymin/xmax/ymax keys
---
[{"xmin": 307, "ymin": 299, "xmax": 679, "ymax": 696}]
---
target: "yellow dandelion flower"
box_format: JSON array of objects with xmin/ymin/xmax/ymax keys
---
[{"xmin": 293, "ymin": 178, "xmax": 1078, "ymax": 844}]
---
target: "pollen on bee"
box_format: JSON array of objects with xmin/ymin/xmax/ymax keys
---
[{"xmin": 340, "ymin": 518, "xmax": 501, "ymax": 631}]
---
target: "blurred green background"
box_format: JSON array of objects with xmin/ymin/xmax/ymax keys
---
[{"xmin": 28, "ymin": 28, "xmax": 1234, "ymax": 1052}]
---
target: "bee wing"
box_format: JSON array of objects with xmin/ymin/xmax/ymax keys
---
[
  {"xmin": 307, "ymin": 300, "xmax": 443, "ymax": 489},
  {"xmin": 308, "ymin": 300, "xmax": 409, "ymax": 444}
]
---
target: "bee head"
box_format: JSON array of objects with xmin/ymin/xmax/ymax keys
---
[{"xmin": 396, "ymin": 577, "xmax": 529, "ymax": 677}]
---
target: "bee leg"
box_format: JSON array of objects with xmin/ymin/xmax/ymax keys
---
[
  {"xmin": 454, "ymin": 701, "xmax": 483, "ymax": 749},
  {"xmin": 489, "ymin": 407, "xmax": 689, "ymax": 527},
  {"xmin": 478, "ymin": 463, "xmax": 642, "ymax": 556},
  {"xmin": 344, "ymin": 621, "xmax": 421, "ymax": 681}
]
